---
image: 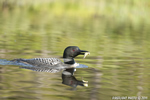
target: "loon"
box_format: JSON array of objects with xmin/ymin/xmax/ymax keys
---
[{"xmin": 12, "ymin": 46, "xmax": 90, "ymax": 73}]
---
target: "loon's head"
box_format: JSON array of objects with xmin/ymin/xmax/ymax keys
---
[{"xmin": 63, "ymin": 46, "xmax": 89, "ymax": 58}]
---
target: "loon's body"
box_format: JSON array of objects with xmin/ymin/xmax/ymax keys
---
[{"xmin": 12, "ymin": 46, "xmax": 90, "ymax": 73}]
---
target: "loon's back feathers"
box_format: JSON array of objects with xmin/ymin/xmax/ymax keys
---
[
  {"xmin": 12, "ymin": 58, "xmax": 76, "ymax": 73},
  {"xmin": 13, "ymin": 58, "xmax": 63, "ymax": 67}
]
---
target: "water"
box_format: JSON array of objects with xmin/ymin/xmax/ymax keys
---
[{"xmin": 0, "ymin": 1, "xmax": 150, "ymax": 100}]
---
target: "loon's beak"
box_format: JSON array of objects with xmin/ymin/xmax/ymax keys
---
[{"xmin": 79, "ymin": 50, "xmax": 90, "ymax": 59}]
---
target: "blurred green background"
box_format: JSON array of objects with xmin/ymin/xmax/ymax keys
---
[
  {"xmin": 0, "ymin": 0, "xmax": 150, "ymax": 100},
  {"xmin": 0, "ymin": 0, "xmax": 150, "ymax": 58}
]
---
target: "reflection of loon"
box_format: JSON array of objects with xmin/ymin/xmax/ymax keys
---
[
  {"xmin": 62, "ymin": 68, "xmax": 88, "ymax": 88},
  {"xmin": 12, "ymin": 46, "xmax": 90, "ymax": 73}
]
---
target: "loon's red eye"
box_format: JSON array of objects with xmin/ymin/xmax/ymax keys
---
[{"xmin": 73, "ymin": 49, "xmax": 75, "ymax": 51}]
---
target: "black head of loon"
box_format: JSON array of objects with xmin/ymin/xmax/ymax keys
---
[
  {"xmin": 63, "ymin": 46, "xmax": 89, "ymax": 58},
  {"xmin": 63, "ymin": 46, "xmax": 89, "ymax": 64}
]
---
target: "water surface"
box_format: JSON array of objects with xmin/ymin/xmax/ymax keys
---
[{"xmin": 0, "ymin": 1, "xmax": 150, "ymax": 100}]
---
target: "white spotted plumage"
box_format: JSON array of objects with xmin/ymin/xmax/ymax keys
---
[
  {"xmin": 14, "ymin": 58, "xmax": 64, "ymax": 73},
  {"xmin": 20, "ymin": 58, "xmax": 62, "ymax": 67},
  {"xmin": 32, "ymin": 58, "xmax": 61, "ymax": 66}
]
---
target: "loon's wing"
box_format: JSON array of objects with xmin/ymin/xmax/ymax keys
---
[
  {"xmin": 12, "ymin": 58, "xmax": 64, "ymax": 73},
  {"xmin": 12, "ymin": 58, "xmax": 62, "ymax": 67}
]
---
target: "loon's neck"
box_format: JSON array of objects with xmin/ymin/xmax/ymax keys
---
[{"xmin": 63, "ymin": 57, "xmax": 75, "ymax": 64}]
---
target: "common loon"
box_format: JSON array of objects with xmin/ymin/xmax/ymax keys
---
[{"xmin": 12, "ymin": 46, "xmax": 90, "ymax": 73}]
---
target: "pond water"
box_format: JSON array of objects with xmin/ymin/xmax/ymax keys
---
[{"xmin": 0, "ymin": 1, "xmax": 150, "ymax": 100}]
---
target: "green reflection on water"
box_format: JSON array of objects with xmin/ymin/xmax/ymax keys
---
[{"xmin": 0, "ymin": 0, "xmax": 150, "ymax": 100}]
